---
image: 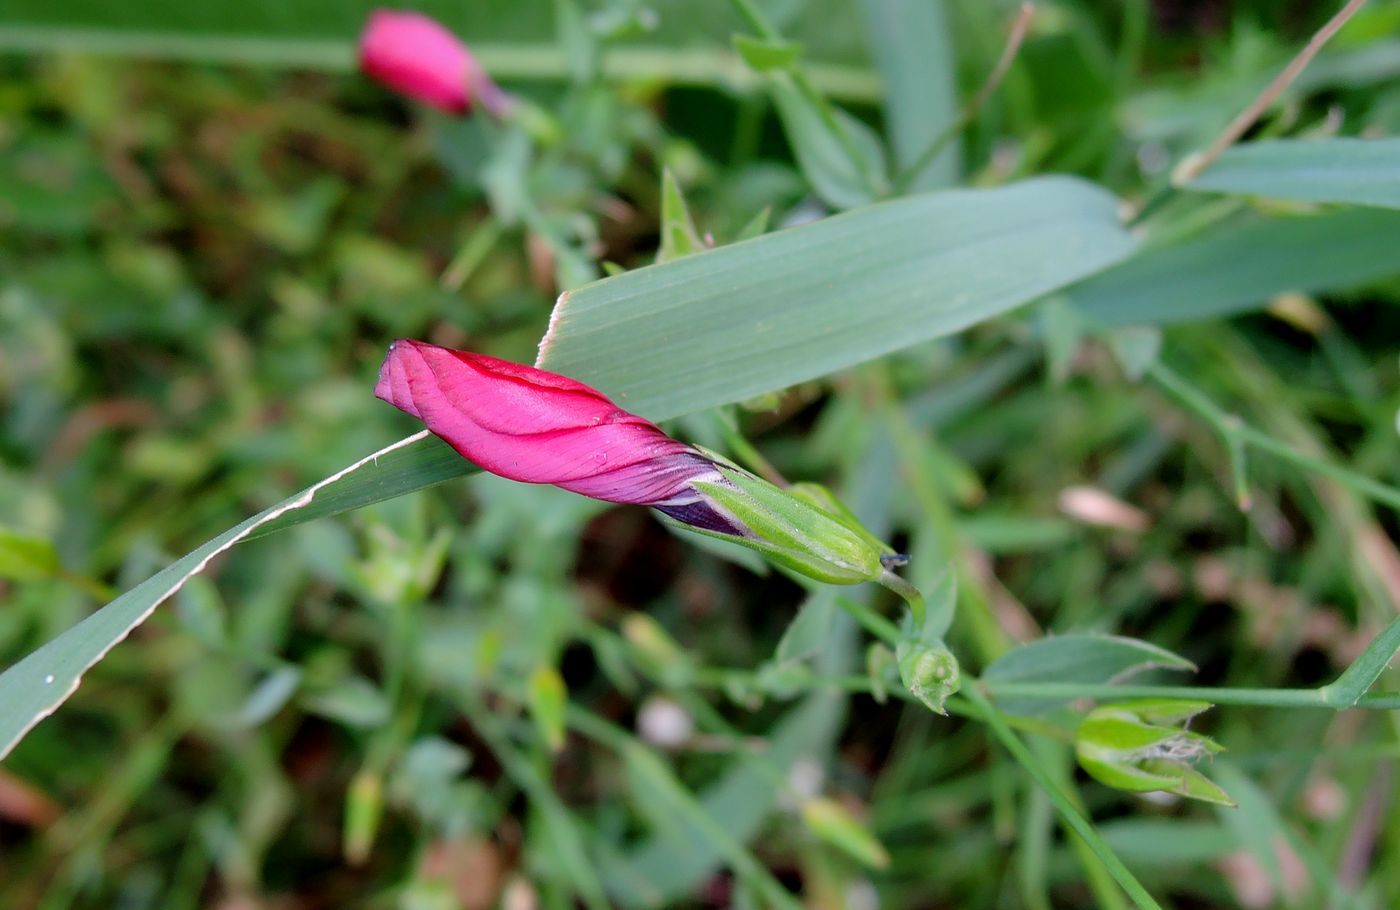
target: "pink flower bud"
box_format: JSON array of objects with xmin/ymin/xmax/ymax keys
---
[
  {"xmin": 358, "ymin": 9, "xmax": 510, "ymax": 116},
  {"xmin": 375, "ymin": 340, "xmax": 739, "ymax": 531}
]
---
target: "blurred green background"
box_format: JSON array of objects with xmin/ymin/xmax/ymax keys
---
[{"xmin": 4, "ymin": 1, "xmax": 1400, "ymax": 908}]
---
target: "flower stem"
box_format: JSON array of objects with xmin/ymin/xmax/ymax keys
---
[
  {"xmin": 876, "ymin": 569, "xmax": 926, "ymax": 629},
  {"xmin": 978, "ymin": 680, "xmax": 1400, "ymax": 710},
  {"xmin": 961, "ymin": 686, "xmax": 1164, "ymax": 910}
]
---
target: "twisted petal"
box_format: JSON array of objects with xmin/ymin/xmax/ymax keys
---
[{"xmin": 376, "ymin": 340, "xmax": 718, "ymax": 505}]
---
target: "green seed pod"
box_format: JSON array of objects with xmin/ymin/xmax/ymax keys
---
[{"xmin": 1075, "ymin": 699, "xmax": 1233, "ymax": 806}]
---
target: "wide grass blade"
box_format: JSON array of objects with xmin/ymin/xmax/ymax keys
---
[
  {"xmin": 858, "ymin": 0, "xmax": 960, "ymax": 190},
  {"xmin": 1073, "ymin": 207, "xmax": 1400, "ymax": 325},
  {"xmin": 540, "ymin": 176, "xmax": 1133, "ymax": 418},
  {"xmin": 0, "ymin": 176, "xmax": 1132, "ymax": 760},
  {"xmin": 1184, "ymin": 138, "xmax": 1400, "ymax": 209}
]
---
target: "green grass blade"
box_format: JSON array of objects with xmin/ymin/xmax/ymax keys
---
[
  {"xmin": 858, "ymin": 0, "xmax": 960, "ymax": 190},
  {"xmin": 1320, "ymin": 615, "xmax": 1400, "ymax": 707},
  {"xmin": 0, "ymin": 177, "xmax": 1130, "ymax": 760},
  {"xmin": 960, "ymin": 686, "xmax": 1163, "ymax": 910},
  {"xmin": 0, "ymin": 433, "xmax": 432, "ymax": 760},
  {"xmin": 540, "ymin": 176, "xmax": 1133, "ymax": 417},
  {"xmin": 1185, "ymin": 138, "xmax": 1400, "ymax": 209},
  {"xmin": 461, "ymin": 698, "xmax": 611, "ymax": 910},
  {"xmin": 1073, "ymin": 207, "xmax": 1400, "ymax": 325}
]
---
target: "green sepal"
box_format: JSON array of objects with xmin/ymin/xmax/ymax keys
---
[
  {"xmin": 1075, "ymin": 700, "xmax": 1232, "ymax": 806},
  {"xmin": 896, "ymin": 640, "xmax": 960, "ymax": 715},
  {"xmin": 678, "ymin": 466, "xmax": 889, "ymax": 585},
  {"xmin": 786, "ymin": 482, "xmax": 898, "ymax": 556}
]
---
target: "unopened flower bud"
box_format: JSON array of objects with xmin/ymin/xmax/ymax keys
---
[
  {"xmin": 897, "ymin": 641, "xmax": 960, "ymax": 714},
  {"xmin": 359, "ymin": 9, "xmax": 511, "ymax": 116},
  {"xmin": 376, "ymin": 341, "xmax": 908, "ymax": 588}
]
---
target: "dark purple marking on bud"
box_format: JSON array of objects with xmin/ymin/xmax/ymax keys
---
[{"xmin": 654, "ymin": 501, "xmax": 748, "ymax": 537}]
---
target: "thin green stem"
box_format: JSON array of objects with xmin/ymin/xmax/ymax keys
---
[
  {"xmin": 978, "ymin": 680, "xmax": 1400, "ymax": 710},
  {"xmin": 1125, "ymin": 184, "xmax": 1177, "ymax": 229},
  {"xmin": 877, "ymin": 569, "xmax": 926, "ymax": 628},
  {"xmin": 559, "ymin": 702, "xmax": 805, "ymax": 910},
  {"xmin": 0, "ymin": 28, "xmax": 881, "ymax": 101},
  {"xmin": 893, "ymin": 3, "xmax": 1034, "ymax": 195},
  {"xmin": 459, "ymin": 698, "xmax": 612, "ymax": 910},
  {"xmin": 724, "ymin": 0, "xmax": 882, "ymax": 196},
  {"xmin": 1171, "ymin": 0, "xmax": 1370, "ymax": 185},
  {"xmin": 960, "ymin": 686, "xmax": 1163, "ymax": 910},
  {"xmin": 872, "ymin": 367, "xmax": 1008, "ymax": 661},
  {"xmin": 1147, "ymin": 361, "xmax": 1400, "ymax": 513},
  {"xmin": 726, "ymin": 0, "xmax": 777, "ymax": 38}
]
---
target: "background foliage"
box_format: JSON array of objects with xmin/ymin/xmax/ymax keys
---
[{"xmin": 3, "ymin": 1, "xmax": 1400, "ymax": 908}]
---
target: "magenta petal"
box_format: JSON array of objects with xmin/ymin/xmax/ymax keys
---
[{"xmin": 375, "ymin": 340, "xmax": 712, "ymax": 505}]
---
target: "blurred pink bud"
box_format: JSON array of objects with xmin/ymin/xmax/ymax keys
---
[
  {"xmin": 375, "ymin": 340, "xmax": 740, "ymax": 531},
  {"xmin": 358, "ymin": 9, "xmax": 510, "ymax": 116}
]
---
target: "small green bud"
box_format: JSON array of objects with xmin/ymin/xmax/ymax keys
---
[
  {"xmin": 897, "ymin": 641, "xmax": 961, "ymax": 714},
  {"xmin": 1075, "ymin": 699, "xmax": 1233, "ymax": 806}
]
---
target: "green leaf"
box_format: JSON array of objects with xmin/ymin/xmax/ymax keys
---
[
  {"xmin": 1107, "ymin": 326, "xmax": 1162, "ymax": 380},
  {"xmin": 0, "ymin": 429, "xmax": 445, "ymax": 761},
  {"xmin": 343, "ymin": 770, "xmax": 383, "ymax": 865},
  {"xmin": 1072, "ymin": 207, "xmax": 1400, "ymax": 325},
  {"xmin": 656, "ymin": 168, "xmax": 705, "ymax": 264},
  {"xmin": 1184, "ymin": 138, "xmax": 1400, "ymax": 209},
  {"xmin": 858, "ymin": 0, "xmax": 959, "ymax": 190},
  {"xmin": 619, "ymin": 743, "xmax": 802, "ymax": 909},
  {"xmin": 620, "ymin": 600, "xmax": 874, "ymax": 904},
  {"xmin": 732, "ymin": 33, "xmax": 802, "ymax": 71},
  {"xmin": 733, "ymin": 206, "xmax": 771, "ymax": 242},
  {"xmin": 0, "ymin": 527, "xmax": 61, "ymax": 581},
  {"xmin": 542, "ymin": 177, "xmax": 1133, "ymax": 416},
  {"xmin": 1097, "ymin": 819, "xmax": 1237, "ymax": 867},
  {"xmin": 1040, "ymin": 295, "xmax": 1086, "ymax": 384},
  {"xmin": 767, "ymin": 71, "xmax": 888, "ymax": 209},
  {"xmin": 463, "ymin": 698, "xmax": 611, "ymax": 910},
  {"xmin": 982, "ymin": 635, "xmax": 1196, "ymax": 716},
  {"xmin": 1320, "ymin": 614, "xmax": 1400, "ymax": 707},
  {"xmin": 921, "ymin": 565, "xmax": 957, "ymax": 641},
  {"xmin": 232, "ymin": 666, "xmax": 302, "ymax": 729},
  {"xmin": 0, "ymin": 177, "xmax": 1131, "ymax": 760},
  {"xmin": 302, "ymin": 676, "xmax": 392, "ymax": 729}
]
